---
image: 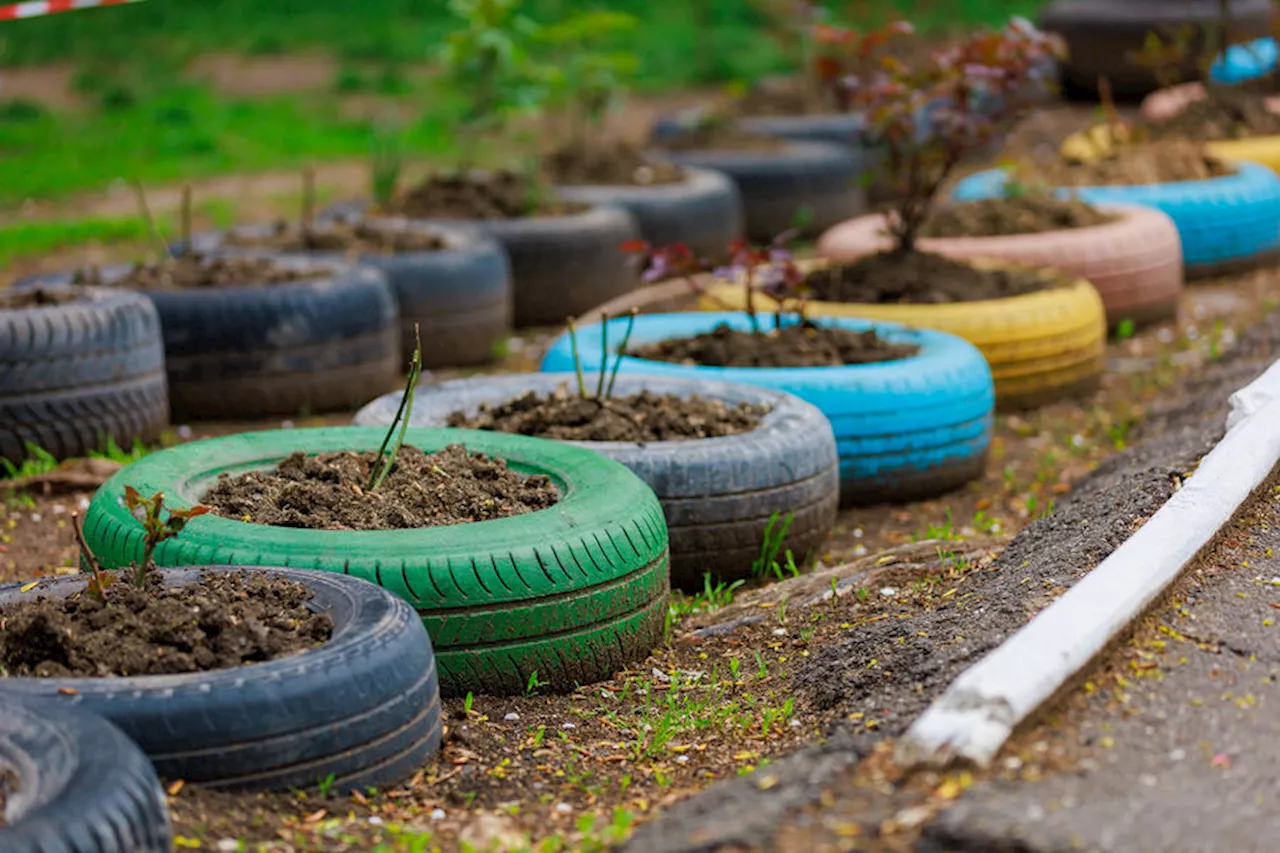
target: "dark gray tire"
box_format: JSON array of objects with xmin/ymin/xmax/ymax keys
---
[
  {"xmin": 1, "ymin": 286, "xmax": 168, "ymax": 465},
  {"xmin": 322, "ymin": 200, "xmax": 641, "ymax": 329},
  {"xmin": 554, "ymin": 167, "xmax": 745, "ymax": 261},
  {"xmin": 191, "ymin": 222, "xmax": 513, "ymax": 370},
  {"xmin": 1040, "ymin": 0, "xmax": 1273, "ymax": 100},
  {"xmin": 20, "ymin": 260, "xmax": 400, "ymax": 421},
  {"xmin": 0, "ymin": 567, "xmax": 442, "ymax": 792},
  {"xmin": 0, "ymin": 695, "xmax": 171, "ymax": 852},
  {"xmin": 354, "ymin": 373, "xmax": 840, "ymax": 590},
  {"xmin": 651, "ymin": 140, "xmax": 868, "ymax": 241}
]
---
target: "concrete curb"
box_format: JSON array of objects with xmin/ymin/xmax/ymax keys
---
[{"xmin": 895, "ymin": 356, "xmax": 1280, "ymax": 769}]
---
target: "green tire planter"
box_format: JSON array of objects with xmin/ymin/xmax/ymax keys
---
[{"xmin": 81, "ymin": 426, "xmax": 670, "ymax": 698}]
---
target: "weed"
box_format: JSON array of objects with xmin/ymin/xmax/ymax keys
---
[
  {"xmin": 316, "ymin": 773, "xmax": 335, "ymax": 797},
  {"xmin": 752, "ymin": 510, "xmax": 797, "ymax": 579},
  {"xmin": 525, "ymin": 670, "xmax": 544, "ymax": 696},
  {"xmin": 369, "ymin": 113, "xmax": 405, "ymax": 209},
  {"xmin": 753, "ymin": 649, "xmax": 768, "ymax": 679},
  {"xmin": 463, "ymin": 691, "xmax": 475, "ymax": 715},
  {"xmin": 121, "ymin": 487, "xmax": 212, "ymax": 588},
  {"xmin": 367, "ymin": 326, "xmax": 422, "ymax": 492}
]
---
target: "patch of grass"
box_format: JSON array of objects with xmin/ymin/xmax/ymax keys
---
[
  {"xmin": 0, "ymin": 214, "xmax": 169, "ymax": 263},
  {"xmin": 0, "ymin": 83, "xmax": 463, "ymax": 205}
]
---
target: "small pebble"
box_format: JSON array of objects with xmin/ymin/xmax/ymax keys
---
[
  {"xmin": 216, "ymin": 840, "xmax": 240, "ymax": 853},
  {"xmin": 1139, "ymin": 773, "xmax": 1157, "ymax": 787},
  {"xmin": 368, "ymin": 816, "xmax": 383, "ymax": 826},
  {"xmin": 1169, "ymin": 748, "xmax": 1186, "ymax": 762},
  {"xmin": 430, "ymin": 808, "xmax": 446, "ymax": 821},
  {"xmin": 51, "ymin": 504, "xmax": 65, "ymax": 515},
  {"xmin": 78, "ymin": 497, "xmax": 90, "ymax": 510},
  {"xmin": 561, "ymin": 722, "xmax": 575, "ymax": 729},
  {"xmin": 675, "ymin": 755, "xmax": 689, "ymax": 765},
  {"xmin": 1157, "ymin": 328, "xmax": 1174, "ymax": 344},
  {"xmin": 29, "ymin": 513, "xmax": 41, "ymax": 523},
  {"xmin": 504, "ymin": 712, "xmax": 520, "ymax": 721},
  {"xmin": 773, "ymin": 628, "xmax": 787, "ymax": 636},
  {"xmin": 853, "ymin": 528, "xmax": 864, "ymax": 539},
  {"xmin": 554, "ymin": 803, "xmax": 573, "ymax": 814},
  {"xmin": 880, "ymin": 587, "xmax": 897, "ymax": 597},
  {"xmin": 177, "ymin": 425, "xmax": 193, "ymax": 440},
  {"xmin": 281, "ymin": 420, "xmax": 295, "ymax": 429},
  {"xmin": 853, "ymin": 545, "xmax": 868, "ymax": 557}
]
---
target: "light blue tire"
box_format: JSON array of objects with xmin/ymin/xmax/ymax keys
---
[
  {"xmin": 1210, "ymin": 37, "xmax": 1277, "ymax": 84},
  {"xmin": 539, "ymin": 312, "xmax": 994, "ymax": 505},
  {"xmin": 951, "ymin": 162, "xmax": 1280, "ymax": 277}
]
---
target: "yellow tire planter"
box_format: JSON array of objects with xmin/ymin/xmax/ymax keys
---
[
  {"xmin": 702, "ymin": 270, "xmax": 1106, "ymax": 412},
  {"xmin": 1204, "ymin": 136, "xmax": 1280, "ymax": 174}
]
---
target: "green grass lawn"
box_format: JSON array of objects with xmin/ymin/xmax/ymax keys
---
[{"xmin": 0, "ymin": 0, "xmax": 1048, "ymax": 210}]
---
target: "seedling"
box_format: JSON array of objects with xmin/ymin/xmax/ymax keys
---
[
  {"xmin": 131, "ymin": 180, "xmax": 172, "ymax": 261},
  {"xmin": 525, "ymin": 670, "xmax": 544, "ymax": 696},
  {"xmin": 752, "ymin": 509, "xmax": 797, "ymax": 579},
  {"xmin": 540, "ymin": 10, "xmax": 640, "ymax": 150},
  {"xmin": 367, "ymin": 325, "xmax": 423, "ymax": 493},
  {"xmin": 70, "ymin": 512, "xmax": 112, "ymax": 601},
  {"xmin": 847, "ymin": 19, "xmax": 1060, "ymax": 253},
  {"xmin": 369, "ymin": 115, "xmax": 405, "ymax": 209},
  {"xmin": 121, "ymin": 486, "xmax": 212, "ymax": 588},
  {"xmin": 561, "ymin": 308, "xmax": 638, "ymax": 403}
]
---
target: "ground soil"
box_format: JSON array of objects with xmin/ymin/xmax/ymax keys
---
[
  {"xmin": 223, "ymin": 218, "xmax": 446, "ymax": 254},
  {"xmin": 544, "ymin": 141, "xmax": 685, "ymax": 187},
  {"xmin": 0, "ymin": 287, "xmax": 83, "ymax": 308},
  {"xmin": 0, "ymin": 569, "xmax": 332, "ymax": 678},
  {"xmin": 653, "ymin": 113, "xmax": 788, "ymax": 152},
  {"xmin": 1149, "ymin": 85, "xmax": 1280, "ymax": 142},
  {"xmin": 384, "ymin": 170, "xmax": 585, "ymax": 220},
  {"xmin": 201, "ymin": 444, "xmax": 559, "ymax": 531},
  {"xmin": 445, "ymin": 385, "xmax": 769, "ymax": 443},
  {"xmin": 806, "ymin": 249, "xmax": 1059, "ymax": 304},
  {"xmin": 1021, "ymin": 138, "xmax": 1234, "ymax": 187},
  {"xmin": 72, "ymin": 253, "xmax": 331, "ymax": 290},
  {"xmin": 923, "ymin": 195, "xmax": 1118, "ymax": 238},
  {"xmin": 629, "ymin": 321, "xmax": 920, "ymax": 368}
]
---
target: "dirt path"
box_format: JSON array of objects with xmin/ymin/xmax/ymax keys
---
[{"xmin": 622, "ymin": 293, "xmax": 1280, "ymax": 853}]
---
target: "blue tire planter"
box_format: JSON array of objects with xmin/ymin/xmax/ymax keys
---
[
  {"xmin": 1210, "ymin": 37, "xmax": 1278, "ymax": 85},
  {"xmin": 539, "ymin": 312, "xmax": 995, "ymax": 505},
  {"xmin": 951, "ymin": 161, "xmax": 1280, "ymax": 278}
]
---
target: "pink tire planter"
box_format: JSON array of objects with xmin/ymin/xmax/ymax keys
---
[
  {"xmin": 1140, "ymin": 82, "xmax": 1280, "ymax": 122},
  {"xmin": 816, "ymin": 204, "xmax": 1184, "ymax": 328}
]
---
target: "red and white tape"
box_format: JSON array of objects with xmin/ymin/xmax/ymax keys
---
[{"xmin": 0, "ymin": 0, "xmax": 143, "ymax": 21}]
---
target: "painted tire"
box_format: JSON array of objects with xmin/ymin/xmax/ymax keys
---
[
  {"xmin": 354, "ymin": 374, "xmax": 840, "ymax": 590},
  {"xmin": 0, "ymin": 567, "xmax": 442, "ymax": 791},
  {"xmin": 951, "ymin": 162, "xmax": 1280, "ymax": 278},
  {"xmin": 1, "ymin": 286, "xmax": 168, "ymax": 465},
  {"xmin": 816, "ymin": 205, "xmax": 1183, "ymax": 329},
  {"xmin": 539, "ymin": 312, "xmax": 994, "ymax": 505},
  {"xmin": 0, "ymin": 696, "xmax": 171, "ymax": 852},
  {"xmin": 1210, "ymin": 36, "xmax": 1278, "ymax": 84},
  {"xmin": 322, "ymin": 199, "xmax": 641, "ymax": 329},
  {"xmin": 1039, "ymin": 0, "xmax": 1273, "ymax": 99},
  {"xmin": 651, "ymin": 140, "xmax": 868, "ymax": 241},
  {"xmin": 21, "ymin": 260, "xmax": 400, "ymax": 420},
  {"xmin": 81, "ymin": 427, "xmax": 670, "ymax": 697},
  {"xmin": 1141, "ymin": 83, "xmax": 1280, "ymax": 175},
  {"xmin": 193, "ymin": 221, "xmax": 513, "ymax": 371},
  {"xmin": 554, "ymin": 167, "xmax": 746, "ymax": 261}
]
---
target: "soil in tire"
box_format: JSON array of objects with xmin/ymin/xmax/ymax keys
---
[
  {"xmin": 629, "ymin": 322, "xmax": 918, "ymax": 367},
  {"xmin": 0, "ymin": 570, "xmax": 333, "ymax": 678},
  {"xmin": 924, "ymin": 196, "xmax": 1118, "ymax": 238},
  {"xmin": 224, "ymin": 219, "xmax": 447, "ymax": 253},
  {"xmin": 545, "ymin": 141, "xmax": 686, "ymax": 186},
  {"xmin": 73, "ymin": 253, "xmax": 334, "ymax": 290},
  {"xmin": 805, "ymin": 250, "xmax": 1060, "ymax": 303},
  {"xmin": 445, "ymin": 386, "xmax": 769, "ymax": 442},
  {"xmin": 201, "ymin": 444, "xmax": 560, "ymax": 530}
]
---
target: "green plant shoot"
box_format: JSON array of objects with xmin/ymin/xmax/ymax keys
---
[
  {"xmin": 368, "ymin": 324, "xmax": 424, "ymax": 492},
  {"xmin": 122, "ymin": 486, "xmax": 212, "ymax": 587}
]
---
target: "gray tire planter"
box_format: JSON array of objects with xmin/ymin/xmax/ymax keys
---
[
  {"xmin": 0, "ymin": 567, "xmax": 443, "ymax": 792},
  {"xmin": 0, "ymin": 695, "xmax": 171, "ymax": 852},
  {"xmin": 554, "ymin": 167, "xmax": 746, "ymax": 262},
  {"xmin": 80, "ymin": 426, "xmax": 671, "ymax": 698},
  {"xmin": 1, "ymin": 286, "xmax": 168, "ymax": 465},
  {"xmin": 354, "ymin": 373, "xmax": 840, "ymax": 590},
  {"xmin": 1040, "ymin": 0, "xmax": 1273, "ymax": 100},
  {"xmin": 19, "ymin": 259, "xmax": 400, "ymax": 421},
  {"xmin": 190, "ymin": 221, "xmax": 513, "ymax": 370},
  {"xmin": 323, "ymin": 199, "xmax": 641, "ymax": 329},
  {"xmin": 651, "ymin": 140, "xmax": 868, "ymax": 241}
]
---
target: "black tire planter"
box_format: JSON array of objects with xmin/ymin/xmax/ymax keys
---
[
  {"xmin": 1, "ymin": 286, "xmax": 168, "ymax": 466},
  {"xmin": 554, "ymin": 167, "xmax": 746, "ymax": 262},
  {"xmin": 1039, "ymin": 0, "xmax": 1273, "ymax": 100},
  {"xmin": 0, "ymin": 567, "xmax": 443, "ymax": 792},
  {"xmin": 20, "ymin": 259, "xmax": 400, "ymax": 421},
  {"xmin": 651, "ymin": 140, "xmax": 868, "ymax": 241},
  {"xmin": 353, "ymin": 373, "xmax": 840, "ymax": 590},
  {"xmin": 0, "ymin": 695, "xmax": 171, "ymax": 852},
  {"xmin": 81, "ymin": 427, "xmax": 670, "ymax": 698},
  {"xmin": 191, "ymin": 221, "xmax": 513, "ymax": 371},
  {"xmin": 323, "ymin": 199, "xmax": 641, "ymax": 329}
]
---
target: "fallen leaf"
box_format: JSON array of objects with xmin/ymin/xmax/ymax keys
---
[
  {"xmin": 166, "ymin": 779, "xmax": 185, "ymax": 796},
  {"xmin": 57, "ymin": 686, "xmax": 77, "ymax": 695},
  {"xmin": 20, "ymin": 581, "xmax": 38, "ymax": 593}
]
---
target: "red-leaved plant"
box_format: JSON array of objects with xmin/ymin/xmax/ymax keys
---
[
  {"xmin": 622, "ymin": 232, "xmax": 807, "ymax": 333},
  {"xmin": 845, "ymin": 19, "xmax": 1061, "ymax": 254}
]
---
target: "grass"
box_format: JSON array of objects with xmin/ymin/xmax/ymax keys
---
[{"xmin": 0, "ymin": 0, "xmax": 1047, "ymax": 207}]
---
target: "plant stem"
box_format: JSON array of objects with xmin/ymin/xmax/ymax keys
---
[
  {"xmin": 369, "ymin": 324, "xmax": 423, "ymax": 492},
  {"xmin": 132, "ymin": 180, "xmax": 171, "ymax": 261},
  {"xmin": 179, "ymin": 183, "xmax": 192, "ymax": 256},
  {"xmin": 595, "ymin": 311, "xmax": 610, "ymax": 399},
  {"xmin": 71, "ymin": 512, "xmax": 109, "ymax": 603},
  {"xmin": 302, "ymin": 166, "xmax": 316, "ymax": 237},
  {"xmin": 566, "ymin": 317, "xmax": 587, "ymax": 399},
  {"xmin": 605, "ymin": 308, "xmax": 637, "ymax": 400}
]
